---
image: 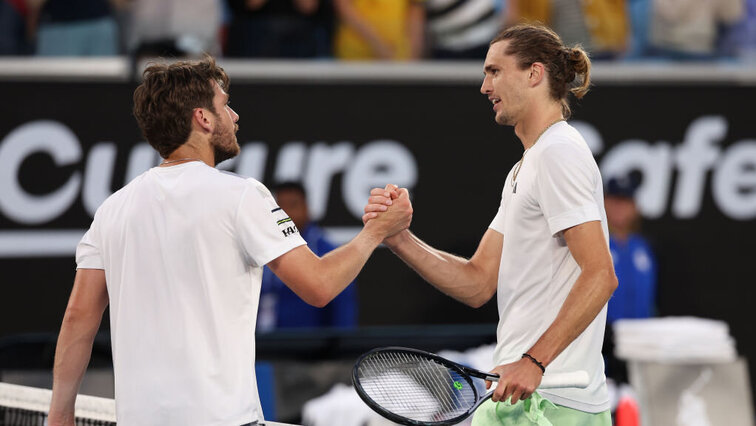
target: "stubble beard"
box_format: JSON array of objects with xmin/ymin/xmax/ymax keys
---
[
  {"xmin": 495, "ymin": 110, "xmax": 515, "ymax": 126},
  {"xmin": 211, "ymin": 124, "xmax": 240, "ymax": 165}
]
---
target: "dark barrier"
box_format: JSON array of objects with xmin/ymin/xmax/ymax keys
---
[{"xmin": 1, "ymin": 75, "xmax": 755, "ymax": 400}]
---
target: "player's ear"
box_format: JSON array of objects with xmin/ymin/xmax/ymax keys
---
[
  {"xmin": 529, "ymin": 62, "xmax": 545, "ymax": 86},
  {"xmin": 193, "ymin": 107, "xmax": 213, "ymax": 132}
]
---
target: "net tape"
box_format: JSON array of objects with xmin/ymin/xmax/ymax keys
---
[{"xmin": 0, "ymin": 382, "xmax": 115, "ymax": 425}]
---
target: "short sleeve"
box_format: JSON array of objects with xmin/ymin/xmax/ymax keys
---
[
  {"xmin": 489, "ymin": 197, "xmax": 506, "ymax": 234},
  {"xmin": 536, "ymin": 143, "xmax": 601, "ymax": 236},
  {"xmin": 235, "ymin": 180, "xmax": 307, "ymax": 267},
  {"xmin": 76, "ymin": 219, "xmax": 104, "ymax": 270},
  {"xmin": 489, "ymin": 168, "xmax": 513, "ymax": 234}
]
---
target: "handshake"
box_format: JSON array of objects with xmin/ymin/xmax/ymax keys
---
[{"xmin": 361, "ymin": 184, "xmax": 413, "ymax": 245}]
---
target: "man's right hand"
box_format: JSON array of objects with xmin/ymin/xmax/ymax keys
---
[
  {"xmin": 363, "ymin": 184, "xmax": 412, "ymax": 246},
  {"xmin": 363, "ymin": 185, "xmax": 412, "ymax": 241}
]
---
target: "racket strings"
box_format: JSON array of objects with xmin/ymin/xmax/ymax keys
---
[
  {"xmin": 394, "ymin": 352, "xmax": 457, "ymax": 415},
  {"xmin": 369, "ymin": 353, "xmax": 437, "ymax": 413},
  {"xmin": 369, "ymin": 351, "xmax": 475, "ymax": 419},
  {"xmin": 360, "ymin": 353, "xmax": 446, "ymax": 419},
  {"xmin": 397, "ymin": 352, "xmax": 467, "ymax": 415},
  {"xmin": 357, "ymin": 351, "xmax": 477, "ymax": 422},
  {"xmin": 364, "ymin": 353, "xmax": 430, "ymax": 411}
]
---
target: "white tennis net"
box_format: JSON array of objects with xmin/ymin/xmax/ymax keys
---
[{"xmin": 0, "ymin": 382, "xmax": 115, "ymax": 425}]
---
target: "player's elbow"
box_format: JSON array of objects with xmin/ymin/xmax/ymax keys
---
[
  {"xmin": 307, "ymin": 292, "xmax": 331, "ymax": 308},
  {"xmin": 465, "ymin": 297, "xmax": 487, "ymax": 309},
  {"xmin": 61, "ymin": 305, "xmax": 101, "ymax": 331},
  {"xmin": 462, "ymin": 284, "xmax": 496, "ymax": 308},
  {"xmin": 282, "ymin": 273, "xmax": 336, "ymax": 307},
  {"xmin": 465, "ymin": 292, "xmax": 494, "ymax": 309},
  {"xmin": 598, "ymin": 267, "xmax": 618, "ymax": 298},
  {"xmin": 608, "ymin": 271, "xmax": 619, "ymax": 294},
  {"xmin": 62, "ymin": 307, "xmax": 84, "ymax": 325},
  {"xmin": 300, "ymin": 279, "xmax": 334, "ymax": 308},
  {"xmin": 458, "ymin": 264, "xmax": 497, "ymax": 308}
]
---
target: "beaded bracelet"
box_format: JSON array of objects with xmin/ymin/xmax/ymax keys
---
[{"xmin": 522, "ymin": 353, "xmax": 545, "ymax": 374}]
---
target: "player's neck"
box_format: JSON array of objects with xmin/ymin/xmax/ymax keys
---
[
  {"xmin": 163, "ymin": 136, "xmax": 215, "ymax": 167},
  {"xmin": 515, "ymin": 103, "xmax": 564, "ymax": 150}
]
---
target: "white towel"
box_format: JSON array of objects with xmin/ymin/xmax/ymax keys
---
[{"xmin": 614, "ymin": 317, "xmax": 737, "ymax": 363}]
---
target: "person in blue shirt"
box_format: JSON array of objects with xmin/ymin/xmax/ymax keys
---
[
  {"xmin": 605, "ymin": 175, "xmax": 657, "ymax": 324},
  {"xmin": 603, "ymin": 174, "xmax": 657, "ymax": 384},
  {"xmin": 257, "ymin": 181, "xmax": 358, "ymax": 331}
]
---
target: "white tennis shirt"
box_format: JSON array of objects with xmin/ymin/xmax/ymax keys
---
[
  {"xmin": 76, "ymin": 161, "xmax": 306, "ymax": 425},
  {"xmin": 489, "ymin": 121, "xmax": 610, "ymax": 413}
]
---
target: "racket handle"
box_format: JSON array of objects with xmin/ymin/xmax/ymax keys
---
[
  {"xmin": 539, "ymin": 370, "xmax": 590, "ymax": 389},
  {"xmin": 480, "ymin": 371, "xmax": 590, "ymax": 389}
]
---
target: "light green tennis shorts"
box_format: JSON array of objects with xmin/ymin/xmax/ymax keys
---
[{"xmin": 471, "ymin": 392, "xmax": 611, "ymax": 426}]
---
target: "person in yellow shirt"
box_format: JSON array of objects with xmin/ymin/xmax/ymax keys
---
[{"xmin": 333, "ymin": 0, "xmax": 425, "ymax": 60}]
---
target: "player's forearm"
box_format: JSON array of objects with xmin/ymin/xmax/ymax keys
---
[
  {"xmin": 309, "ymin": 227, "xmax": 383, "ymax": 306},
  {"xmin": 49, "ymin": 311, "xmax": 103, "ymax": 424},
  {"xmin": 525, "ymin": 267, "xmax": 617, "ymax": 368},
  {"xmin": 386, "ymin": 231, "xmax": 496, "ymax": 307}
]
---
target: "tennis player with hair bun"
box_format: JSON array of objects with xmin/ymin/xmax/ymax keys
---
[
  {"xmin": 365, "ymin": 24, "xmax": 617, "ymax": 425},
  {"xmin": 48, "ymin": 56, "xmax": 412, "ymax": 426}
]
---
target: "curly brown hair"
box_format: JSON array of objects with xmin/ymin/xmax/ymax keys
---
[
  {"xmin": 490, "ymin": 24, "xmax": 591, "ymax": 119},
  {"xmin": 133, "ymin": 56, "xmax": 230, "ymax": 158}
]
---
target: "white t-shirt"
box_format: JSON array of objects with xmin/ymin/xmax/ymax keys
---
[
  {"xmin": 488, "ymin": 121, "xmax": 610, "ymax": 413},
  {"xmin": 76, "ymin": 161, "xmax": 306, "ymax": 426}
]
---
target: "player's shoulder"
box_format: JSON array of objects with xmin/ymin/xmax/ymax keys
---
[
  {"xmin": 214, "ymin": 168, "xmax": 259, "ymax": 187},
  {"xmin": 96, "ymin": 170, "xmax": 146, "ymax": 211},
  {"xmin": 539, "ymin": 123, "xmax": 592, "ymax": 160},
  {"xmin": 212, "ymin": 170, "xmax": 281, "ymax": 209},
  {"xmin": 218, "ymin": 170, "xmax": 274, "ymax": 198},
  {"xmin": 189, "ymin": 166, "xmax": 265, "ymax": 193}
]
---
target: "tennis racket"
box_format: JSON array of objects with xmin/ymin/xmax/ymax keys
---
[{"xmin": 352, "ymin": 346, "xmax": 590, "ymax": 426}]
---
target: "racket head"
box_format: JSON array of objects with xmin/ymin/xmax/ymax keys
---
[{"xmin": 352, "ymin": 346, "xmax": 484, "ymax": 426}]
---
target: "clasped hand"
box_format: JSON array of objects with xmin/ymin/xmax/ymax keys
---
[{"xmin": 362, "ymin": 184, "xmax": 413, "ymax": 240}]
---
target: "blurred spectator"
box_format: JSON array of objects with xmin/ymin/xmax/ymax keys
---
[
  {"xmin": 26, "ymin": 0, "xmax": 121, "ymax": 56},
  {"xmin": 625, "ymin": 0, "xmax": 652, "ymax": 59},
  {"xmin": 510, "ymin": 0, "xmax": 594, "ymax": 50},
  {"xmin": 257, "ymin": 182, "xmax": 357, "ymax": 331},
  {"xmin": 582, "ymin": 0, "xmax": 629, "ymax": 58},
  {"xmin": 603, "ymin": 174, "xmax": 657, "ymax": 382},
  {"xmin": 0, "ymin": 0, "xmax": 31, "ymax": 55},
  {"xmin": 225, "ymin": 0, "xmax": 333, "ymax": 58},
  {"xmin": 333, "ymin": 0, "xmax": 424, "ymax": 60},
  {"xmin": 648, "ymin": 0, "xmax": 743, "ymax": 59},
  {"xmin": 426, "ymin": 0, "xmax": 504, "ymax": 60},
  {"xmin": 124, "ymin": 0, "xmax": 222, "ymax": 57},
  {"xmin": 511, "ymin": 0, "xmax": 629, "ymax": 57},
  {"xmin": 719, "ymin": 0, "xmax": 756, "ymax": 61}
]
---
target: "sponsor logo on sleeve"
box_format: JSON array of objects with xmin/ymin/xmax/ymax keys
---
[{"xmin": 273, "ymin": 211, "xmax": 299, "ymax": 237}]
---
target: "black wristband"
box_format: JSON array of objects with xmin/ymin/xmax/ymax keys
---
[{"xmin": 522, "ymin": 353, "xmax": 545, "ymax": 374}]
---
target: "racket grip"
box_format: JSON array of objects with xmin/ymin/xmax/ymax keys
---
[{"xmin": 539, "ymin": 371, "xmax": 590, "ymax": 389}]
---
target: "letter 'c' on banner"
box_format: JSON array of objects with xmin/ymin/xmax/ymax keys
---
[{"xmin": 0, "ymin": 120, "xmax": 82, "ymax": 224}]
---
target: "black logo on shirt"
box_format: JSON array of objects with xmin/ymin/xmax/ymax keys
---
[{"xmin": 281, "ymin": 226, "xmax": 298, "ymax": 237}]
